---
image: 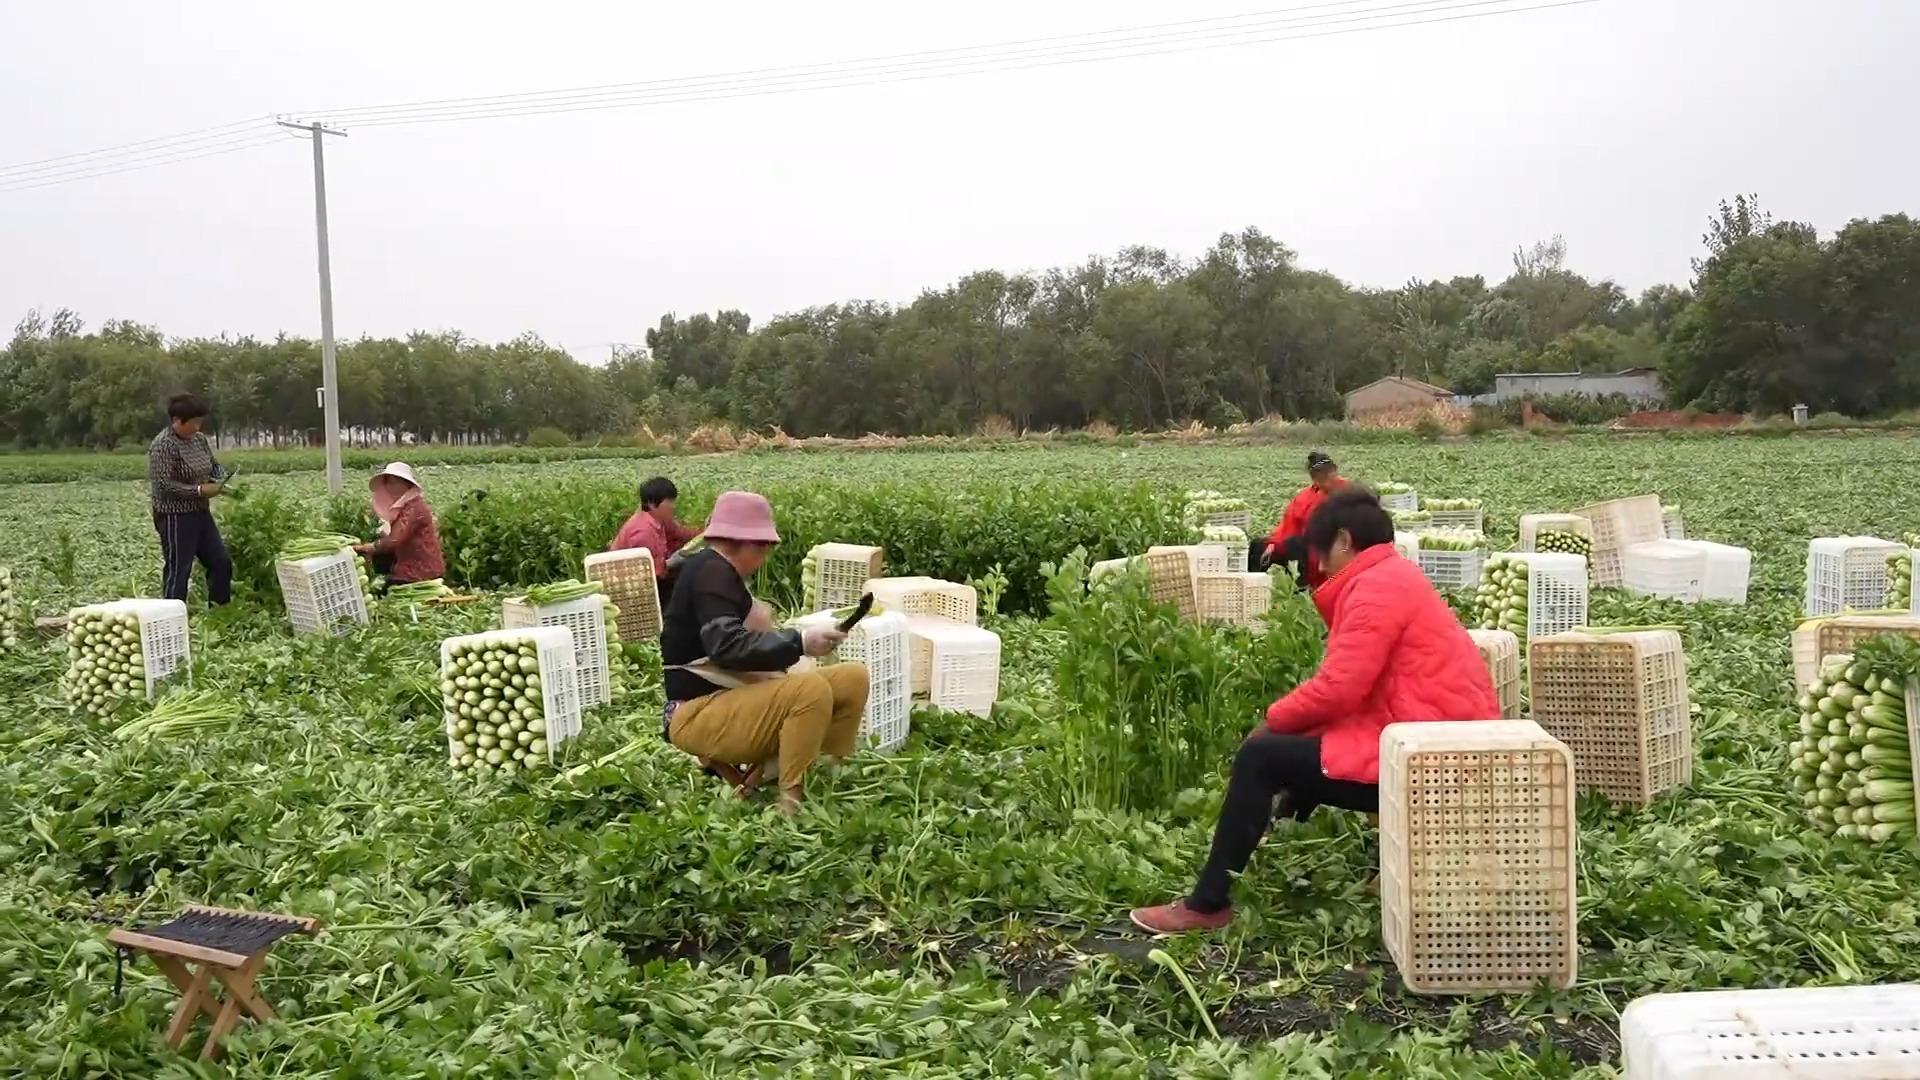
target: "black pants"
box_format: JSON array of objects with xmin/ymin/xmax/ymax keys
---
[
  {"xmin": 1189, "ymin": 730, "xmax": 1378, "ymax": 913},
  {"xmin": 154, "ymin": 509, "xmax": 232, "ymax": 605},
  {"xmin": 1249, "ymin": 535, "xmax": 1307, "ymax": 581}
]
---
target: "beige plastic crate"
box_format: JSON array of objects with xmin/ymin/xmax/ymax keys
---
[
  {"xmin": 1142, "ymin": 550, "xmax": 1198, "ymax": 622},
  {"xmin": 1147, "ymin": 544, "xmax": 1230, "ymax": 577},
  {"xmin": 583, "ymin": 549, "xmax": 662, "ymax": 640},
  {"xmin": 1468, "ymin": 628, "xmax": 1522, "ymax": 719},
  {"xmin": 1791, "ymin": 614, "xmax": 1920, "ymax": 689},
  {"xmin": 1572, "ymin": 495, "xmax": 1665, "ymax": 588},
  {"xmin": 1196, "ymin": 572, "xmax": 1273, "ymax": 627},
  {"xmin": 1380, "ymin": 720, "xmax": 1578, "ymax": 995},
  {"xmin": 1528, "ymin": 629, "xmax": 1691, "ymax": 807},
  {"xmin": 863, "ymin": 576, "xmax": 978, "ymax": 627}
]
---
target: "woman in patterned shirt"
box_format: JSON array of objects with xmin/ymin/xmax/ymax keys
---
[{"xmin": 354, "ymin": 462, "xmax": 445, "ymax": 587}]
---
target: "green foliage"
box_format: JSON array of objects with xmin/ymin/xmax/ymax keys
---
[
  {"xmin": 437, "ymin": 477, "xmax": 1186, "ymax": 615},
  {"xmin": 1040, "ymin": 553, "xmax": 1323, "ymax": 812},
  {"xmin": 1497, "ymin": 393, "xmax": 1640, "ymax": 426},
  {"xmin": 213, "ymin": 489, "xmax": 313, "ymax": 598},
  {"xmin": 525, "ymin": 425, "xmax": 571, "ymax": 448}
]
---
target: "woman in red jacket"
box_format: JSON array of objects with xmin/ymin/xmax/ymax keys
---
[
  {"xmin": 1132, "ymin": 489, "xmax": 1499, "ymax": 935},
  {"xmin": 1255, "ymin": 451, "xmax": 1348, "ymax": 588}
]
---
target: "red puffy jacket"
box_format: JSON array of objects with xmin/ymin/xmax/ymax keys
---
[
  {"xmin": 1265, "ymin": 543, "xmax": 1499, "ymax": 783},
  {"xmin": 1265, "ymin": 478, "xmax": 1349, "ymax": 588}
]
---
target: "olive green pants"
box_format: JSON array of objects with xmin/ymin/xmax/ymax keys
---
[{"xmin": 669, "ymin": 664, "xmax": 870, "ymax": 792}]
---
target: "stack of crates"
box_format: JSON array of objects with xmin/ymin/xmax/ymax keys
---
[
  {"xmin": 810, "ymin": 544, "xmax": 886, "ymax": 610},
  {"xmin": 1620, "ymin": 984, "xmax": 1920, "ymax": 1079},
  {"xmin": 1804, "ymin": 536, "xmax": 1906, "ymax": 616},
  {"xmin": 1572, "ymin": 494, "xmax": 1665, "ymax": 588},
  {"xmin": 1468, "ymin": 628, "xmax": 1522, "ymax": 719},
  {"xmin": 1424, "ymin": 500, "xmax": 1485, "ymax": 532},
  {"xmin": 864, "ymin": 576, "xmax": 988, "ymax": 706},
  {"xmin": 1528, "ymin": 629, "xmax": 1691, "ymax": 807},
  {"xmin": 276, "ymin": 547, "xmax": 370, "ymax": 638},
  {"xmin": 1518, "ymin": 513, "xmax": 1592, "ymax": 554},
  {"xmin": 1196, "ymin": 572, "xmax": 1273, "ymax": 627},
  {"xmin": 1379, "ymin": 720, "xmax": 1578, "ymax": 994},
  {"xmin": 503, "ymin": 591, "xmax": 613, "ymax": 708},
  {"xmin": 1147, "ymin": 544, "xmax": 1230, "ymax": 577},
  {"xmin": 1380, "ymin": 488, "xmax": 1420, "ymax": 513},
  {"xmin": 583, "ymin": 549, "xmax": 662, "ymax": 640},
  {"xmin": 794, "ymin": 608, "xmax": 912, "ymax": 752}
]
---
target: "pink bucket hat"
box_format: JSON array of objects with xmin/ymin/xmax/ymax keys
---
[{"xmin": 703, "ymin": 490, "xmax": 781, "ymax": 544}]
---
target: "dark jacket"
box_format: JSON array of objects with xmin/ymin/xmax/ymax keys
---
[{"xmin": 660, "ymin": 548, "xmax": 803, "ymax": 703}]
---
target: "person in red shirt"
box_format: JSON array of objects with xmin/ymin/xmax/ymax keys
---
[
  {"xmin": 610, "ymin": 477, "xmax": 700, "ymax": 599},
  {"xmin": 1131, "ymin": 489, "xmax": 1500, "ymax": 935},
  {"xmin": 354, "ymin": 462, "xmax": 445, "ymax": 587},
  {"xmin": 1255, "ymin": 451, "xmax": 1349, "ymax": 587}
]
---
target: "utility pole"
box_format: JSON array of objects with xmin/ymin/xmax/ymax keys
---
[{"xmin": 278, "ymin": 119, "xmax": 348, "ymax": 494}]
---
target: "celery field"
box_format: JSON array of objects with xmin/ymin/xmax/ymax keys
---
[{"xmin": 3, "ymin": 434, "xmax": 1919, "ymax": 1078}]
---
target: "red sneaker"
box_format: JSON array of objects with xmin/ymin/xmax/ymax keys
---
[{"xmin": 1129, "ymin": 900, "xmax": 1234, "ymax": 935}]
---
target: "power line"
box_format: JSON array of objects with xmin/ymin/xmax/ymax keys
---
[
  {"xmin": 300, "ymin": 0, "xmax": 1428, "ymax": 121},
  {"xmin": 299, "ymin": 0, "xmax": 1596, "ymax": 129},
  {"xmin": 0, "ymin": 117, "xmax": 270, "ymax": 179},
  {"xmin": 315, "ymin": 0, "xmax": 1502, "ymax": 127},
  {"xmin": 0, "ymin": 132, "xmax": 288, "ymax": 194}
]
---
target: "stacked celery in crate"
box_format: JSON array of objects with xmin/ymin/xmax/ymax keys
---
[
  {"xmin": 1788, "ymin": 655, "xmax": 1912, "ymax": 843},
  {"xmin": 1885, "ymin": 533, "xmax": 1919, "ymax": 610},
  {"xmin": 1182, "ymin": 490, "xmax": 1252, "ymax": 532},
  {"xmin": 440, "ymin": 628, "xmax": 580, "ymax": 777},
  {"xmin": 61, "ymin": 600, "xmax": 191, "ymax": 715},
  {"xmin": 505, "ymin": 579, "xmax": 624, "ymax": 704},
  {"xmin": 0, "ymin": 567, "xmax": 17, "ymax": 650}
]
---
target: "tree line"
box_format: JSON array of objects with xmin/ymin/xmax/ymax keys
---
[{"xmin": 4, "ymin": 197, "xmax": 1916, "ymax": 448}]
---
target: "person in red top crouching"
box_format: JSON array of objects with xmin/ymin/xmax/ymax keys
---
[
  {"xmin": 1255, "ymin": 451, "xmax": 1349, "ymax": 588},
  {"xmin": 610, "ymin": 477, "xmax": 700, "ymax": 605},
  {"xmin": 354, "ymin": 462, "xmax": 445, "ymax": 588},
  {"xmin": 1132, "ymin": 488, "xmax": 1500, "ymax": 935}
]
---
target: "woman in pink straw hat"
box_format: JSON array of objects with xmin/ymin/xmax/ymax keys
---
[
  {"xmin": 659, "ymin": 490, "xmax": 866, "ymax": 814},
  {"xmin": 354, "ymin": 462, "xmax": 445, "ymax": 589}
]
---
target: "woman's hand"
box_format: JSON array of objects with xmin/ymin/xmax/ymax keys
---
[
  {"xmin": 197, "ymin": 482, "xmax": 223, "ymax": 498},
  {"xmin": 352, "ymin": 544, "xmax": 372, "ymax": 556},
  {"xmin": 800, "ymin": 627, "xmax": 846, "ymax": 658}
]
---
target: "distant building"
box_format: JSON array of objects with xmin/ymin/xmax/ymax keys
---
[
  {"xmin": 1344, "ymin": 375, "xmax": 1454, "ymax": 418},
  {"xmin": 1488, "ymin": 368, "xmax": 1663, "ymax": 404}
]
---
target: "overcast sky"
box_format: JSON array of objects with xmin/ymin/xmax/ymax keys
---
[{"xmin": 2, "ymin": 0, "xmax": 1914, "ymax": 360}]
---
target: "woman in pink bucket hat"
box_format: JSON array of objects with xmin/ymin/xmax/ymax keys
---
[
  {"xmin": 354, "ymin": 462, "xmax": 445, "ymax": 589},
  {"xmin": 659, "ymin": 490, "xmax": 867, "ymax": 814}
]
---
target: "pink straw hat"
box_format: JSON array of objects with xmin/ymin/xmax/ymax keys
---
[{"xmin": 703, "ymin": 490, "xmax": 781, "ymax": 544}]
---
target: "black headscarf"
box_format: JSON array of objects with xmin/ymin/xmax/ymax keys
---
[{"xmin": 1307, "ymin": 450, "xmax": 1335, "ymax": 474}]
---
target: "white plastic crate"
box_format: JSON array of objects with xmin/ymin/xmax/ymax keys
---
[
  {"xmin": 864, "ymin": 576, "xmax": 978, "ymax": 627},
  {"xmin": 1676, "ymin": 540, "xmax": 1751, "ymax": 605},
  {"xmin": 1089, "ymin": 556, "xmax": 1140, "ymax": 584},
  {"xmin": 1519, "ymin": 513, "xmax": 1593, "ymax": 553},
  {"xmin": 1393, "ymin": 532, "xmax": 1420, "ymax": 561},
  {"xmin": 1381, "ymin": 491, "xmax": 1419, "ymax": 513},
  {"xmin": 1515, "ymin": 553, "xmax": 1590, "ymax": 642},
  {"xmin": 1621, "ymin": 984, "xmax": 1920, "ymax": 1079},
  {"xmin": 1805, "ymin": 537, "xmax": 1906, "ymax": 616},
  {"xmin": 795, "ymin": 608, "xmax": 912, "ymax": 753},
  {"xmin": 583, "ymin": 549, "xmax": 662, "ymax": 640},
  {"xmin": 1428, "ymin": 509, "xmax": 1486, "ymax": 532},
  {"xmin": 439, "ymin": 626, "xmax": 582, "ymax": 767},
  {"xmin": 67, "ymin": 599, "xmax": 191, "ymax": 703},
  {"xmin": 1417, "ymin": 547, "xmax": 1486, "ymax": 590},
  {"xmin": 1624, "ymin": 540, "xmax": 1710, "ymax": 603},
  {"xmin": 276, "ymin": 548, "xmax": 370, "ymax": 637},
  {"xmin": 809, "ymin": 543, "xmax": 885, "ymax": 610},
  {"xmin": 503, "ymin": 592, "xmax": 613, "ymax": 708},
  {"xmin": 1196, "ymin": 508, "xmax": 1253, "ymax": 533},
  {"xmin": 1148, "ymin": 544, "xmax": 1230, "ymax": 577},
  {"xmin": 903, "ymin": 616, "xmax": 1000, "ymax": 717},
  {"xmin": 1662, "ymin": 506, "xmax": 1686, "ymax": 540}
]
